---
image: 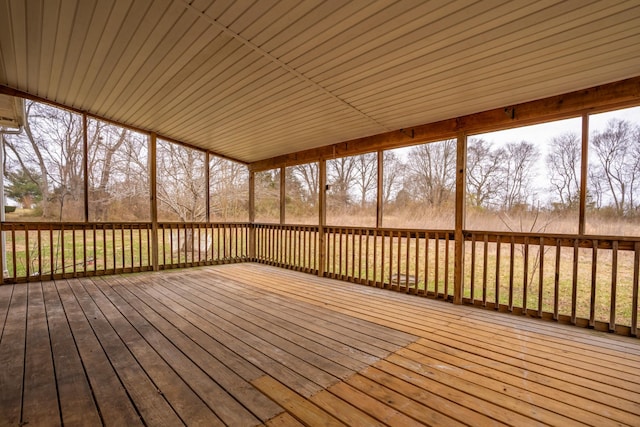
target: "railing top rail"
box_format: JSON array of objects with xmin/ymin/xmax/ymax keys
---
[{"xmin": 466, "ymin": 229, "xmax": 640, "ymax": 242}]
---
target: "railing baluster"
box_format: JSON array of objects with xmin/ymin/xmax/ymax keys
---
[
  {"xmin": 590, "ymin": 240, "xmax": 598, "ymax": 328},
  {"xmin": 351, "ymin": 229, "xmax": 356, "ymax": 281},
  {"xmin": 73, "ymin": 226, "xmax": 78, "ymax": 275},
  {"xmin": 554, "ymin": 239, "xmax": 561, "ymax": 321},
  {"xmin": 482, "ymin": 234, "xmax": 488, "ymax": 307},
  {"xmin": 370, "ymin": 230, "xmax": 375, "ymax": 285},
  {"xmin": 572, "ymin": 239, "xmax": 578, "ymax": 324},
  {"xmin": 38, "ymin": 227, "xmax": 42, "ymax": 279},
  {"xmin": 363, "ymin": 230, "xmax": 369, "ymax": 283},
  {"xmin": 358, "ymin": 229, "xmax": 363, "ymax": 283},
  {"xmin": 632, "ymin": 242, "xmax": 639, "ymax": 337},
  {"xmin": 424, "ymin": 232, "xmax": 430, "ymax": 296},
  {"xmin": 538, "ymin": 237, "xmax": 544, "ymax": 317},
  {"xmin": 509, "ymin": 236, "xmax": 515, "ymax": 311},
  {"xmin": 523, "ymin": 237, "xmax": 529, "ymax": 315},
  {"xmin": 25, "ymin": 226, "xmax": 30, "ymax": 279},
  {"xmin": 380, "ymin": 230, "xmax": 385, "ymax": 288},
  {"xmin": 389, "ymin": 231, "xmax": 394, "ymax": 288},
  {"xmin": 610, "ymin": 240, "xmax": 618, "ymax": 332},
  {"xmin": 83, "ymin": 227, "xmax": 87, "ymax": 274},
  {"xmin": 405, "ymin": 232, "xmax": 410, "ymax": 291},
  {"xmin": 49, "ymin": 226, "xmax": 54, "ymax": 279},
  {"xmin": 445, "ymin": 232, "xmax": 450, "ymax": 298},
  {"xmin": 470, "ymin": 234, "xmax": 476, "ymax": 302},
  {"xmin": 121, "ymin": 224, "xmax": 125, "ymax": 270},
  {"xmin": 414, "ymin": 233, "xmax": 419, "ymax": 293},
  {"xmin": 103, "ymin": 227, "xmax": 107, "ymax": 272},
  {"xmin": 495, "ymin": 235, "xmax": 500, "ymax": 310},
  {"xmin": 435, "ymin": 232, "xmax": 440, "ymax": 298}
]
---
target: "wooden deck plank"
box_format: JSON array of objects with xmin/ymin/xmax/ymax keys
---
[
  {"xmin": 414, "ymin": 333, "xmax": 640, "ymax": 417},
  {"xmin": 97, "ymin": 274, "xmax": 281, "ymax": 424},
  {"xmin": 75, "ymin": 278, "xmax": 225, "ymax": 426},
  {"xmin": 209, "ymin": 271, "xmax": 417, "ymax": 348},
  {"xmin": 265, "ymin": 412, "xmax": 305, "ymax": 427},
  {"xmin": 252, "ymin": 376, "xmax": 345, "ymax": 427},
  {"xmin": 345, "ymin": 372, "xmax": 471, "ymax": 426},
  {"xmin": 326, "ymin": 381, "xmax": 426, "ymax": 426},
  {"xmin": 136, "ymin": 275, "xmax": 324, "ymax": 397},
  {"xmin": 0, "ymin": 284, "xmax": 13, "ymax": 336},
  {"xmin": 2, "ymin": 263, "xmax": 640, "ymax": 426},
  {"xmin": 54, "ymin": 280, "xmax": 143, "ymax": 426},
  {"xmin": 309, "ymin": 389, "xmax": 387, "ymax": 427},
  {"xmin": 62, "ymin": 279, "xmax": 184, "ymax": 426},
  {"xmin": 147, "ymin": 275, "xmax": 343, "ymax": 391},
  {"xmin": 41, "ymin": 282, "xmax": 102, "ymax": 427},
  {"xmin": 22, "ymin": 282, "xmax": 60, "ymax": 426},
  {"xmin": 206, "ymin": 273, "xmax": 417, "ymax": 353},
  {"xmin": 234, "ymin": 265, "xmax": 640, "ymax": 398},
  {"xmin": 178, "ymin": 273, "xmax": 412, "ymax": 368},
  {"xmin": 111, "ymin": 274, "xmax": 266, "ymax": 382},
  {"xmin": 405, "ymin": 339, "xmax": 640, "ymax": 426},
  {"xmin": 167, "ymin": 277, "xmax": 356, "ymax": 381},
  {"xmin": 0, "ymin": 284, "xmax": 28, "ymax": 427}
]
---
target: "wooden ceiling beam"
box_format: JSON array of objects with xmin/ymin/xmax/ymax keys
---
[{"xmin": 250, "ymin": 76, "xmax": 640, "ymax": 171}]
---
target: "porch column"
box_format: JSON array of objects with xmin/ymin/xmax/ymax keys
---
[
  {"xmin": 82, "ymin": 113, "xmax": 89, "ymax": 222},
  {"xmin": 248, "ymin": 170, "xmax": 256, "ymax": 260},
  {"xmin": 376, "ymin": 150, "xmax": 383, "ymax": 228},
  {"xmin": 205, "ymin": 152, "xmax": 211, "ymax": 223},
  {"xmin": 318, "ymin": 158, "xmax": 327, "ymax": 277},
  {"xmin": 453, "ymin": 131, "xmax": 467, "ymax": 304},
  {"xmin": 579, "ymin": 113, "xmax": 589, "ymax": 235},
  {"xmin": 280, "ymin": 166, "xmax": 286, "ymax": 224},
  {"xmin": 150, "ymin": 133, "xmax": 159, "ymax": 271}
]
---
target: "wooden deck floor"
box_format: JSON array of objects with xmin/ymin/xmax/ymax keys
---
[{"xmin": 0, "ymin": 264, "xmax": 639, "ymax": 426}]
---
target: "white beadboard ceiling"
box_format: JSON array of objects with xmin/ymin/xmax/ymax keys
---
[{"xmin": 0, "ymin": 0, "xmax": 639, "ymax": 163}]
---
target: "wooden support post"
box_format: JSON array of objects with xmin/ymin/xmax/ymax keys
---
[
  {"xmin": 82, "ymin": 113, "xmax": 89, "ymax": 222},
  {"xmin": 280, "ymin": 166, "xmax": 286, "ymax": 224},
  {"xmin": 376, "ymin": 150, "xmax": 383, "ymax": 228},
  {"xmin": 150, "ymin": 133, "xmax": 159, "ymax": 271},
  {"xmin": 579, "ymin": 113, "xmax": 589, "ymax": 235},
  {"xmin": 205, "ymin": 152, "xmax": 211, "ymax": 223},
  {"xmin": 249, "ymin": 170, "xmax": 256, "ymax": 260},
  {"xmin": 453, "ymin": 132, "xmax": 467, "ymax": 305},
  {"xmin": 318, "ymin": 159, "xmax": 327, "ymax": 277}
]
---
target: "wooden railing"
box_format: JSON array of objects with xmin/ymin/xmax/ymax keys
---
[
  {"xmin": 254, "ymin": 224, "xmax": 456, "ymax": 300},
  {"xmin": 254, "ymin": 224, "xmax": 319, "ymax": 273},
  {"xmin": 253, "ymin": 224, "xmax": 640, "ymax": 337},
  {"xmin": 464, "ymin": 231, "xmax": 640, "ymax": 336},
  {"xmin": 3, "ymin": 221, "xmax": 639, "ymax": 336},
  {"xmin": 0, "ymin": 222, "xmax": 249, "ymax": 282},
  {"xmin": 323, "ymin": 227, "xmax": 455, "ymax": 300},
  {"xmin": 157, "ymin": 222, "xmax": 249, "ymax": 269}
]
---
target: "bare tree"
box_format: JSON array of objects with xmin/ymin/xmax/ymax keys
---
[
  {"xmin": 499, "ymin": 141, "xmax": 540, "ymax": 210},
  {"xmin": 290, "ymin": 162, "xmax": 319, "ymax": 207},
  {"xmin": 466, "ymin": 138, "xmax": 504, "ymax": 208},
  {"xmin": 4, "ymin": 101, "xmax": 83, "ymax": 220},
  {"xmin": 405, "ymin": 139, "xmax": 456, "ymax": 206},
  {"xmin": 546, "ymin": 132, "xmax": 581, "ymax": 209},
  {"xmin": 353, "ymin": 153, "xmax": 377, "ymax": 208},
  {"xmin": 382, "ymin": 150, "xmax": 404, "ymax": 205},
  {"xmin": 589, "ymin": 119, "xmax": 640, "ymax": 215},
  {"xmin": 156, "ymin": 141, "xmax": 206, "ymax": 222},
  {"xmin": 327, "ymin": 156, "xmax": 356, "ymax": 207},
  {"xmin": 210, "ymin": 157, "xmax": 248, "ymax": 221},
  {"xmin": 254, "ymin": 169, "xmax": 280, "ymax": 222}
]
